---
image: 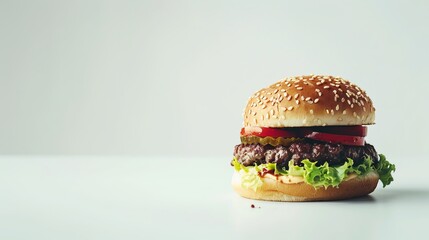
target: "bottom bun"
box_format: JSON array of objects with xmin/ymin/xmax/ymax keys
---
[{"xmin": 232, "ymin": 171, "xmax": 379, "ymax": 201}]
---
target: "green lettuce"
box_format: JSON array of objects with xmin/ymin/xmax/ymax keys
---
[
  {"xmin": 240, "ymin": 168, "xmax": 263, "ymax": 191},
  {"xmin": 232, "ymin": 154, "xmax": 395, "ymax": 191},
  {"xmin": 375, "ymin": 154, "xmax": 396, "ymax": 187}
]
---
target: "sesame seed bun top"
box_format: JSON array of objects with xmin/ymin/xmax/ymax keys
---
[{"xmin": 243, "ymin": 75, "xmax": 375, "ymax": 127}]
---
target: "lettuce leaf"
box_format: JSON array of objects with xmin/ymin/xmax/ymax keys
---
[
  {"xmin": 231, "ymin": 154, "xmax": 395, "ymax": 191},
  {"xmin": 301, "ymin": 160, "xmax": 342, "ymax": 188},
  {"xmin": 240, "ymin": 168, "xmax": 263, "ymax": 191},
  {"xmin": 375, "ymin": 154, "xmax": 396, "ymax": 187}
]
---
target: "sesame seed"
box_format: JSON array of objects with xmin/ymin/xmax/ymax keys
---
[
  {"xmin": 353, "ymin": 112, "xmax": 357, "ymax": 117},
  {"xmin": 274, "ymin": 89, "xmax": 279, "ymax": 94},
  {"xmin": 315, "ymin": 89, "xmax": 321, "ymax": 92},
  {"xmin": 330, "ymin": 109, "xmax": 334, "ymax": 115},
  {"xmin": 347, "ymin": 100, "xmax": 351, "ymax": 105},
  {"xmin": 326, "ymin": 109, "xmax": 330, "ymax": 114},
  {"xmin": 337, "ymin": 117, "xmax": 343, "ymax": 121},
  {"xmin": 253, "ymin": 112, "xmax": 257, "ymax": 116},
  {"xmin": 262, "ymin": 104, "xmax": 267, "ymax": 109},
  {"xmin": 270, "ymin": 109, "xmax": 275, "ymax": 115},
  {"xmin": 281, "ymin": 107, "xmax": 287, "ymax": 112},
  {"xmin": 351, "ymin": 104, "xmax": 354, "ymax": 108},
  {"xmin": 295, "ymin": 100, "xmax": 300, "ymax": 105},
  {"xmin": 310, "ymin": 109, "xmax": 314, "ymax": 114},
  {"xmin": 296, "ymin": 87, "xmax": 303, "ymax": 90},
  {"xmin": 343, "ymin": 110, "xmax": 347, "ymax": 115},
  {"xmin": 363, "ymin": 107, "xmax": 366, "ymax": 112},
  {"xmin": 281, "ymin": 89, "xmax": 286, "ymax": 92},
  {"xmin": 314, "ymin": 98, "xmax": 319, "ymax": 103},
  {"xmin": 335, "ymin": 104, "xmax": 339, "ymax": 111},
  {"xmin": 305, "ymin": 97, "xmax": 311, "ymax": 101},
  {"xmin": 266, "ymin": 113, "xmax": 270, "ymax": 119},
  {"xmin": 316, "ymin": 82, "xmax": 322, "ymax": 85},
  {"xmin": 341, "ymin": 98, "xmax": 345, "ymax": 102},
  {"xmin": 301, "ymin": 96, "xmax": 304, "ymax": 101},
  {"xmin": 287, "ymin": 106, "xmax": 294, "ymax": 111},
  {"xmin": 287, "ymin": 95, "xmax": 292, "ymax": 101},
  {"xmin": 294, "ymin": 93, "xmax": 299, "ymax": 99},
  {"xmin": 318, "ymin": 92, "xmax": 322, "ymax": 96},
  {"xmin": 324, "ymin": 86, "xmax": 330, "ymax": 89},
  {"xmin": 287, "ymin": 83, "xmax": 292, "ymax": 87},
  {"xmin": 254, "ymin": 119, "xmax": 258, "ymax": 124}
]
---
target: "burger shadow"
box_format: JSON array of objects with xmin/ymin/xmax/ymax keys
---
[
  {"xmin": 342, "ymin": 194, "xmax": 376, "ymax": 203},
  {"xmin": 374, "ymin": 188, "xmax": 429, "ymax": 202},
  {"xmin": 342, "ymin": 188, "xmax": 429, "ymax": 204}
]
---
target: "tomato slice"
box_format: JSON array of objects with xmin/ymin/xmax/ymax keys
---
[
  {"xmin": 240, "ymin": 127, "xmax": 300, "ymax": 138},
  {"xmin": 240, "ymin": 126, "xmax": 366, "ymax": 146},
  {"xmin": 305, "ymin": 132, "xmax": 365, "ymax": 146},
  {"xmin": 310, "ymin": 126, "xmax": 367, "ymax": 137},
  {"xmin": 241, "ymin": 126, "xmax": 367, "ymax": 137}
]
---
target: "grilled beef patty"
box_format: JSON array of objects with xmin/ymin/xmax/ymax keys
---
[{"xmin": 233, "ymin": 141, "xmax": 378, "ymax": 169}]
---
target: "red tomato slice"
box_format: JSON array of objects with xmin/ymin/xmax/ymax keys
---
[
  {"xmin": 241, "ymin": 126, "xmax": 366, "ymax": 146},
  {"xmin": 305, "ymin": 132, "xmax": 365, "ymax": 146},
  {"xmin": 310, "ymin": 126, "xmax": 367, "ymax": 137},
  {"xmin": 240, "ymin": 127, "xmax": 300, "ymax": 138}
]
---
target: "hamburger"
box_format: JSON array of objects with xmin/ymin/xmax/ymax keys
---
[{"xmin": 231, "ymin": 75, "xmax": 395, "ymax": 201}]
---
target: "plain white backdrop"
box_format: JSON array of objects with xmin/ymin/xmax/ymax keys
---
[{"xmin": 1, "ymin": 0, "xmax": 428, "ymax": 158}]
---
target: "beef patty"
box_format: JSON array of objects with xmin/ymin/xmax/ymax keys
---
[{"xmin": 233, "ymin": 141, "xmax": 378, "ymax": 169}]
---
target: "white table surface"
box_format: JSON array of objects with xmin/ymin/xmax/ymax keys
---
[{"xmin": 0, "ymin": 155, "xmax": 427, "ymax": 240}]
